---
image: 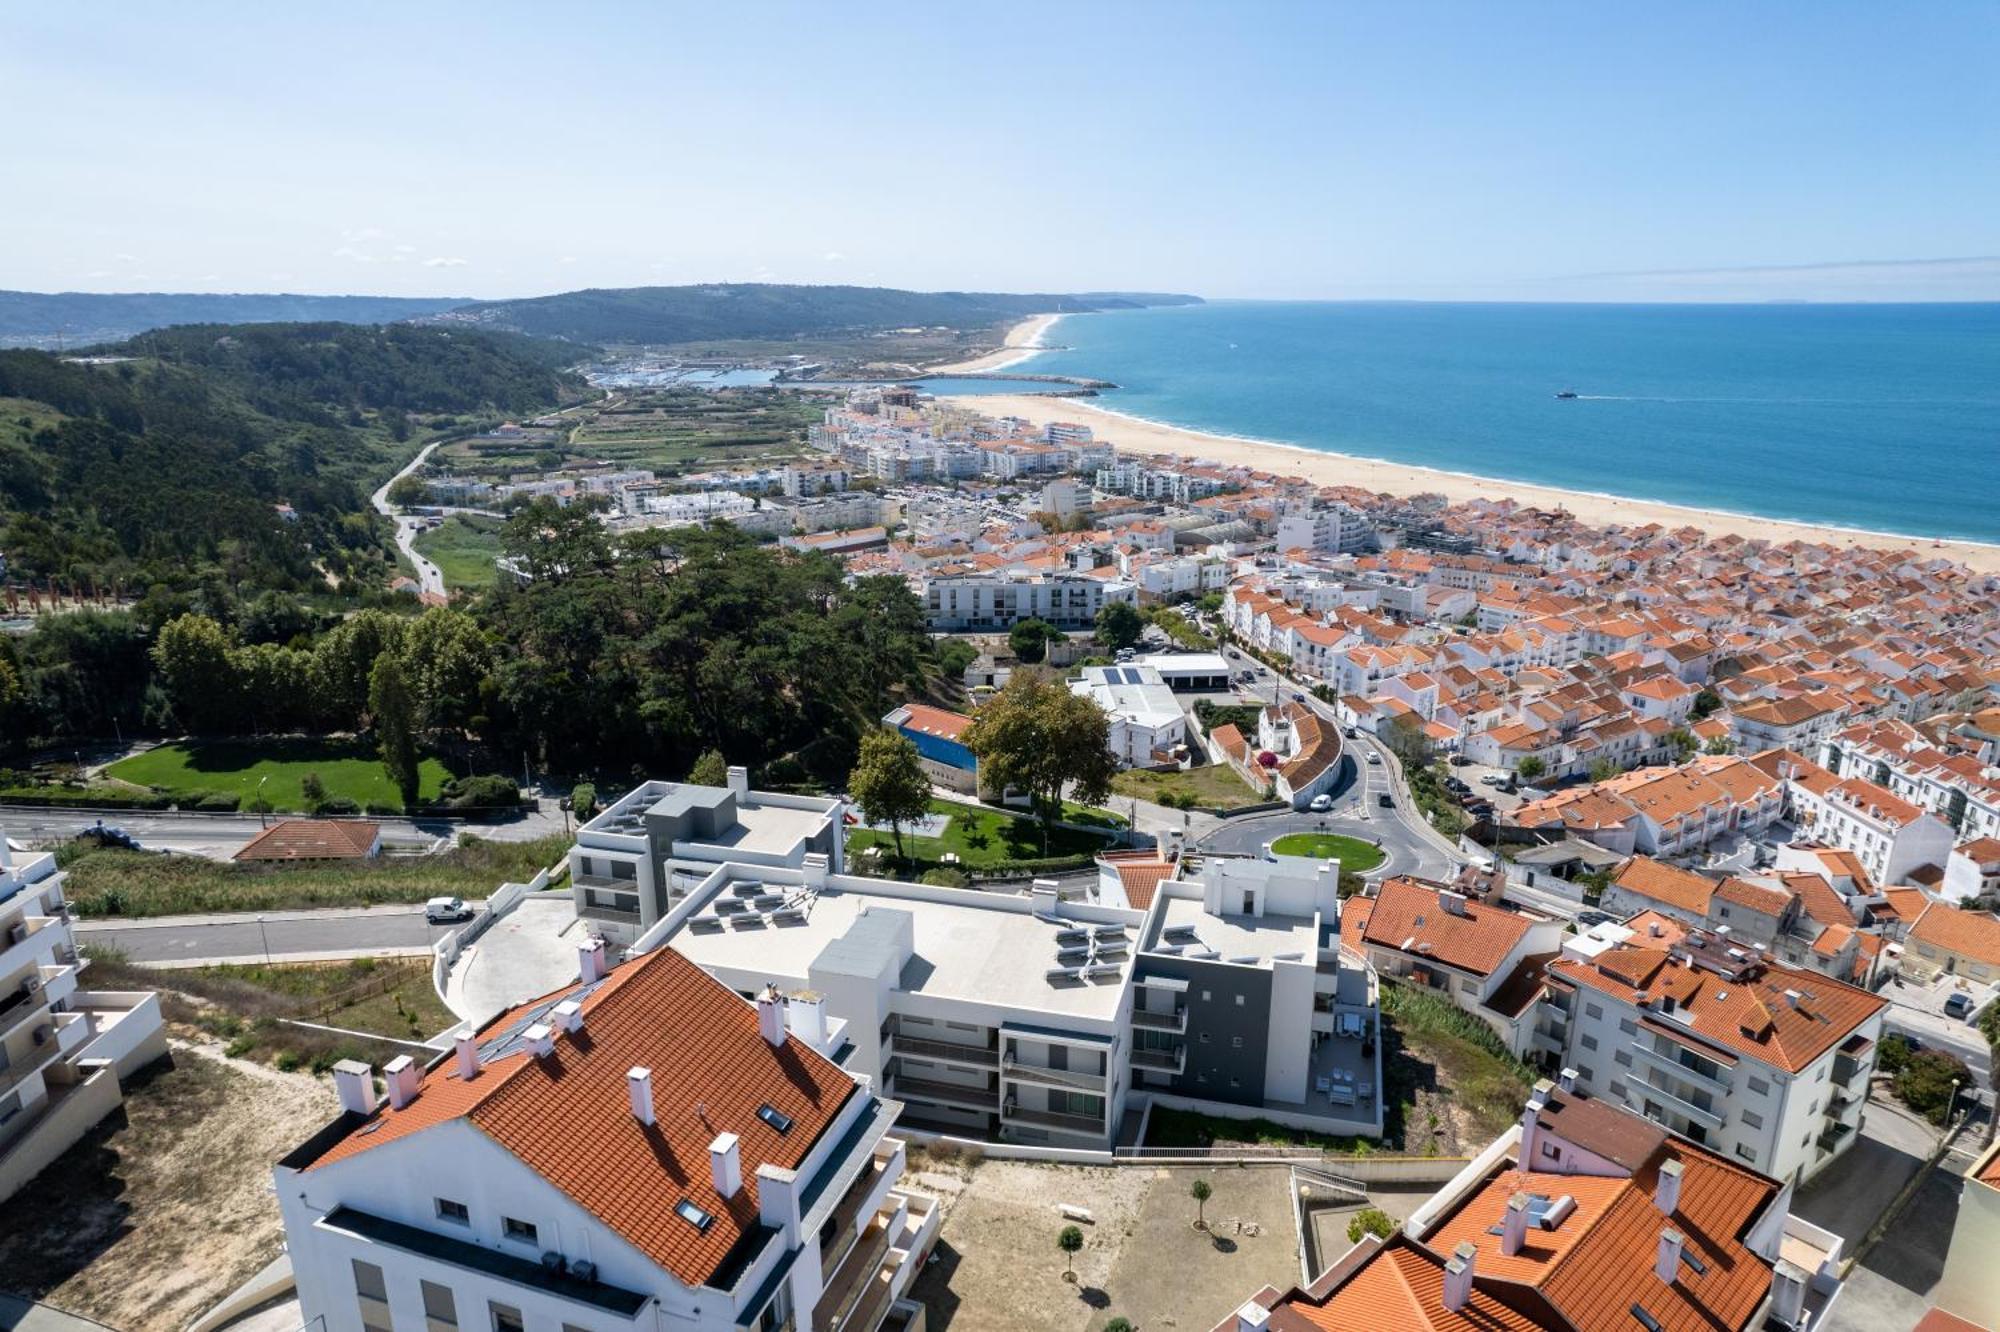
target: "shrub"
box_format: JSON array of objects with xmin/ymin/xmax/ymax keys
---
[
  {"xmin": 192, "ymin": 790, "xmax": 242, "ymax": 812},
  {"xmin": 1878, "ymin": 1032, "xmax": 1913, "ymax": 1077},
  {"xmin": 919, "ymin": 867, "xmax": 971, "ymax": 888},
  {"xmin": 317, "ymin": 795, "xmax": 362, "ymax": 816},
  {"xmin": 1347, "ymin": 1206, "xmax": 1396, "ymax": 1243},
  {"xmin": 1894, "ymin": 1048, "xmax": 1971, "ymax": 1125},
  {"xmin": 435, "ymin": 774, "xmax": 522, "ymax": 816}
]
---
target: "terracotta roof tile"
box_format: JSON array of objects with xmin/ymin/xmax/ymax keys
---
[
  {"xmin": 233, "ymin": 818, "xmax": 380, "ymax": 862},
  {"xmin": 1361, "ymin": 877, "xmax": 1534, "ymax": 978}
]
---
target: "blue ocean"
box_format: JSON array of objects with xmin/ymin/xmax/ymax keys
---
[{"xmin": 1010, "ymin": 301, "xmax": 2000, "ymax": 545}]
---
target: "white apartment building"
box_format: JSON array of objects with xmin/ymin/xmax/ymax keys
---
[
  {"xmin": 276, "ymin": 944, "xmax": 938, "ymax": 1332},
  {"xmin": 1536, "ymin": 927, "xmax": 1885, "ymax": 1183},
  {"xmin": 1274, "ymin": 502, "xmax": 1375, "ymax": 556},
  {"xmin": 647, "ymin": 851, "xmax": 1383, "ymax": 1149},
  {"xmin": 1070, "ymin": 664, "xmax": 1189, "ymax": 767},
  {"xmin": 568, "ymin": 773, "xmax": 845, "ymax": 945},
  {"xmin": 1787, "ymin": 776, "xmax": 1955, "ymax": 886},
  {"xmin": 918, "ymin": 570, "xmax": 1135, "ymax": 631},
  {"xmin": 0, "ymin": 834, "xmax": 166, "ymax": 1202}
]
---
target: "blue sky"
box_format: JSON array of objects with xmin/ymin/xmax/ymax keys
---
[{"xmin": 3, "ymin": 2, "xmax": 1996, "ymax": 300}]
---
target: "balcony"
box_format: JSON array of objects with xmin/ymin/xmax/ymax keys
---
[
  {"xmin": 1628, "ymin": 1072, "xmax": 1726, "ymax": 1133},
  {"xmin": 0, "ymin": 964, "xmax": 75, "ymax": 1042},
  {"xmin": 1130, "ymin": 1045, "xmax": 1185, "ymax": 1075},
  {"xmin": 576, "ymin": 900, "xmax": 642, "ymax": 927},
  {"xmin": 572, "ymin": 872, "xmax": 639, "ymax": 891},
  {"xmin": 1629, "ymin": 1039, "xmax": 1732, "ymax": 1097},
  {"xmin": 0, "ymin": 916, "xmax": 60, "ymax": 978},
  {"xmin": 888, "ymin": 1031, "xmax": 997, "ymax": 1068},
  {"xmin": 1816, "ymin": 1120, "xmax": 1855, "ymax": 1154},
  {"xmin": 1001, "ymin": 1098, "xmax": 1105, "ymax": 1138},
  {"xmin": 1833, "ymin": 1034, "xmax": 1873, "ymax": 1087},
  {"xmin": 1131, "ymin": 1007, "xmax": 1188, "ymax": 1033},
  {"xmin": 888, "ymin": 1073, "xmax": 998, "ymax": 1114},
  {"xmin": 1000, "ymin": 1054, "xmax": 1106, "ymax": 1093}
]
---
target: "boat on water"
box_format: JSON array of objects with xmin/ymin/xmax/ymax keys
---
[{"xmin": 1554, "ymin": 389, "xmax": 1579, "ymax": 400}]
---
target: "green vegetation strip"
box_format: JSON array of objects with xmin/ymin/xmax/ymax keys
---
[
  {"xmin": 1378, "ymin": 979, "xmax": 1534, "ymax": 1147},
  {"xmin": 845, "ymin": 799, "xmax": 1112, "ymax": 877},
  {"xmin": 62, "ymin": 833, "xmax": 569, "ymax": 919},
  {"xmin": 1112, "ymin": 764, "xmax": 1265, "ymax": 811},
  {"xmin": 105, "ymin": 739, "xmax": 453, "ymax": 813},
  {"xmin": 411, "ymin": 515, "xmax": 505, "ymax": 593},
  {"xmin": 1269, "ymin": 833, "xmax": 1386, "ymax": 872}
]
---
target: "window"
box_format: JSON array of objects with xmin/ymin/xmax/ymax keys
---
[
  {"xmin": 1614, "ymin": 1050, "xmax": 1633, "ymax": 1068},
  {"xmin": 1580, "ymin": 1034, "xmax": 1599, "ymax": 1052},
  {"xmin": 1748, "ymin": 1076, "xmax": 1771, "ymax": 1097},
  {"xmin": 1199, "ymin": 1032, "xmax": 1211, "ymax": 1043},
  {"xmin": 1609, "ymin": 1080, "xmax": 1627, "ymax": 1099},
  {"xmin": 1586, "ymin": 1003, "xmax": 1604, "ymax": 1020},
  {"xmin": 435, "ymin": 1197, "xmax": 469, "ymax": 1225},
  {"xmin": 502, "ymin": 1216, "xmax": 538, "ymax": 1245},
  {"xmin": 490, "ymin": 1304, "xmax": 524, "ymax": 1332},
  {"xmin": 1541, "ymin": 1142, "xmax": 1561, "ymax": 1161},
  {"xmin": 1742, "ymin": 1110, "xmax": 1763, "ymax": 1130},
  {"xmin": 422, "ymin": 1281, "xmax": 458, "ymax": 1332},
  {"xmin": 1231, "ymin": 1036, "xmax": 1243, "ymax": 1048},
  {"xmin": 757, "ymin": 1103, "xmax": 794, "ymax": 1134},
  {"xmin": 1235, "ymin": 994, "xmax": 1246, "ymax": 1006},
  {"xmin": 1201, "ymin": 990, "xmax": 1212, "ymax": 1002},
  {"xmin": 1815, "ymin": 1065, "xmax": 1827, "ymax": 1082},
  {"xmin": 1618, "ymin": 1018, "xmax": 1637, "ymax": 1035},
  {"xmin": 676, "ymin": 1199, "xmax": 716, "ymax": 1232},
  {"xmin": 353, "ymin": 1260, "xmax": 391, "ymax": 1332},
  {"xmin": 1735, "ymin": 1143, "xmax": 1758, "ymax": 1164}
]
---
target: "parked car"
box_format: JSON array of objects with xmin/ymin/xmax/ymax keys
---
[
  {"xmin": 1308, "ymin": 793, "xmax": 1333, "ymax": 812},
  {"xmin": 1944, "ymin": 992, "xmax": 1975, "ymax": 1020},
  {"xmin": 1377, "ymin": 793, "xmax": 1394, "ymax": 810},
  {"xmin": 79, "ymin": 821, "xmax": 142, "ymax": 851},
  {"xmin": 1449, "ymin": 754, "xmax": 1473, "ymax": 767},
  {"xmin": 1463, "ymin": 801, "xmax": 1494, "ymax": 819},
  {"xmin": 425, "ymin": 896, "xmax": 473, "ymax": 924},
  {"xmin": 1478, "ymin": 773, "xmax": 1508, "ymax": 787},
  {"xmin": 1576, "ymin": 910, "xmax": 1615, "ymax": 928}
]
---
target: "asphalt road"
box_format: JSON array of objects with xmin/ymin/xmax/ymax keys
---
[
  {"xmin": 1, "ymin": 802, "xmax": 567, "ymax": 859},
  {"xmin": 78, "ymin": 902, "xmax": 480, "ymax": 966},
  {"xmin": 374, "ymin": 439, "xmax": 448, "ymax": 600}
]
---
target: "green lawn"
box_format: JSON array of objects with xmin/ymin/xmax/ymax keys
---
[
  {"xmin": 1112, "ymin": 763, "xmax": 1266, "ymax": 811},
  {"xmin": 105, "ymin": 739, "xmax": 453, "ymax": 812},
  {"xmin": 1269, "ymin": 833, "xmax": 1386, "ymax": 872},
  {"xmin": 846, "ymin": 798, "xmax": 1113, "ymax": 876},
  {"xmin": 412, "ymin": 514, "xmax": 505, "ymax": 593}
]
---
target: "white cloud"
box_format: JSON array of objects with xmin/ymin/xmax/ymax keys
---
[
  {"xmin": 86, "ymin": 269, "xmax": 111, "ymax": 278},
  {"xmin": 423, "ymin": 256, "xmax": 469, "ymax": 268},
  {"xmin": 332, "ymin": 246, "xmax": 377, "ymax": 263},
  {"xmin": 823, "ymin": 251, "xmax": 846, "ymax": 262}
]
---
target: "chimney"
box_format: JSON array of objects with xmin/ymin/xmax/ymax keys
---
[
  {"xmin": 1782, "ymin": 988, "xmax": 1802, "ymax": 1010},
  {"xmin": 1501, "ymin": 1191, "xmax": 1531, "ymax": 1256},
  {"xmin": 710, "ymin": 1132, "xmax": 743, "ymax": 1199},
  {"xmin": 1769, "ymin": 1259, "xmax": 1810, "ymax": 1328},
  {"xmin": 1654, "ymin": 1158, "xmax": 1684, "ymax": 1216},
  {"xmin": 579, "ymin": 937, "xmax": 607, "ymax": 984},
  {"xmin": 1558, "ymin": 1065, "xmax": 1577, "ymax": 1093},
  {"xmin": 757, "ymin": 1163, "xmax": 802, "ymax": 1244},
  {"xmin": 1442, "ymin": 1240, "xmax": 1478, "ymax": 1312},
  {"xmin": 552, "ymin": 999, "xmax": 583, "ymax": 1034},
  {"xmin": 332, "ymin": 1059, "xmax": 374, "ymax": 1115},
  {"xmin": 1655, "ymin": 1228, "xmax": 1684, "ymax": 1284},
  {"xmin": 757, "ymin": 985, "xmax": 787, "ymax": 1048},
  {"xmin": 525, "ymin": 1022, "xmax": 555, "ymax": 1058},
  {"xmin": 726, "ymin": 764, "xmax": 750, "ymax": 797},
  {"xmin": 1234, "ymin": 1301, "xmax": 1272, "ymax": 1332},
  {"xmin": 383, "ymin": 1054, "xmax": 421, "ymax": 1109},
  {"xmin": 454, "ymin": 1034, "xmax": 481, "ymax": 1080},
  {"xmin": 1520, "ymin": 1079, "xmax": 1553, "ymax": 1165},
  {"xmin": 1648, "ymin": 921, "xmax": 1663, "ymax": 937},
  {"xmin": 786, "ymin": 990, "xmax": 828, "ymax": 1049},
  {"xmin": 1440, "ymin": 890, "xmax": 1469, "ymax": 917},
  {"xmin": 802, "ymin": 852, "xmax": 829, "ymax": 890},
  {"xmin": 627, "ymin": 1066, "xmax": 655, "ymax": 1125}
]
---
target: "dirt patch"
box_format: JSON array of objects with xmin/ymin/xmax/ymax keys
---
[{"xmin": 0, "ymin": 1041, "xmax": 338, "ymax": 1331}]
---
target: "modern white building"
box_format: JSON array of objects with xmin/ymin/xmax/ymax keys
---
[
  {"xmin": 918, "ymin": 570, "xmax": 1135, "ymax": 631},
  {"xmin": 1786, "ymin": 775, "xmax": 1955, "ymax": 887},
  {"xmin": 1274, "ymin": 502, "xmax": 1375, "ymax": 556},
  {"xmin": 568, "ymin": 772, "xmax": 844, "ymax": 945},
  {"xmin": 1070, "ymin": 664, "xmax": 1190, "ymax": 767},
  {"xmin": 0, "ymin": 833, "xmax": 166, "ymax": 1202},
  {"xmin": 276, "ymin": 943, "xmax": 938, "ymax": 1332},
  {"xmin": 1535, "ymin": 925, "xmax": 1885, "ymax": 1183}
]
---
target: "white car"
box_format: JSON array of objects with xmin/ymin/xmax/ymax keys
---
[
  {"xmin": 1365, "ymin": 752, "xmax": 1382, "ymax": 765},
  {"xmin": 424, "ymin": 896, "xmax": 472, "ymax": 924},
  {"xmin": 1308, "ymin": 794, "xmax": 1333, "ymax": 812},
  {"xmin": 1478, "ymin": 774, "xmax": 1507, "ymax": 787}
]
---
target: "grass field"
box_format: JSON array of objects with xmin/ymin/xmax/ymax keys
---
[
  {"xmin": 1378, "ymin": 979, "xmax": 1534, "ymax": 1151},
  {"xmin": 1269, "ymin": 833, "xmax": 1386, "ymax": 872},
  {"xmin": 412, "ymin": 514, "xmax": 505, "ymax": 592},
  {"xmin": 846, "ymin": 798, "xmax": 1112, "ymax": 876},
  {"xmin": 62, "ymin": 833, "xmax": 570, "ymax": 918},
  {"xmin": 105, "ymin": 738, "xmax": 453, "ymax": 811},
  {"xmin": 440, "ymin": 388, "xmax": 822, "ymax": 478},
  {"xmin": 1113, "ymin": 762, "xmax": 1265, "ymax": 810}
]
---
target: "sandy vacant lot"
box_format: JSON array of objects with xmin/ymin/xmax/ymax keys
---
[{"xmin": 0, "ymin": 1042, "xmax": 338, "ymax": 1331}]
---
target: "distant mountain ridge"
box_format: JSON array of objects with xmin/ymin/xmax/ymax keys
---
[
  {"xmin": 0, "ymin": 283, "xmax": 1201, "ymax": 349},
  {"xmin": 417, "ymin": 284, "xmax": 1203, "ymax": 345},
  {"xmin": 0, "ymin": 291, "xmax": 469, "ymax": 347}
]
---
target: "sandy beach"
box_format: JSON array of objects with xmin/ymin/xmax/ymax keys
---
[
  {"xmin": 926, "ymin": 312, "xmax": 1063, "ymax": 374},
  {"xmin": 941, "ymin": 387, "xmax": 2000, "ymax": 574}
]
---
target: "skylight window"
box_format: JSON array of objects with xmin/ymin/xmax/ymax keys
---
[
  {"xmin": 675, "ymin": 1199, "xmax": 715, "ymax": 1232},
  {"xmin": 1630, "ymin": 1306, "xmax": 1664, "ymax": 1332},
  {"xmin": 1679, "ymin": 1249, "xmax": 1707, "ymax": 1276},
  {"xmin": 757, "ymin": 1103, "xmax": 794, "ymax": 1134}
]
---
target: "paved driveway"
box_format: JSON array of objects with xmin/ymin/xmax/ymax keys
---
[{"xmin": 1800, "ymin": 1097, "xmax": 1955, "ymax": 1332}]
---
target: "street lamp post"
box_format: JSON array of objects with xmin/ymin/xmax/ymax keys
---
[
  {"xmin": 256, "ymin": 775, "xmax": 271, "ymax": 829},
  {"xmin": 256, "ymin": 914, "xmax": 272, "ymax": 966}
]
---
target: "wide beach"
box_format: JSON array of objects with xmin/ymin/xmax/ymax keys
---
[
  {"xmin": 939, "ymin": 382, "xmax": 2000, "ymax": 574},
  {"xmin": 926, "ymin": 312, "xmax": 1063, "ymax": 374}
]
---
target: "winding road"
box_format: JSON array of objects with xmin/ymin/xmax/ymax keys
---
[{"xmin": 373, "ymin": 439, "xmax": 447, "ymax": 600}]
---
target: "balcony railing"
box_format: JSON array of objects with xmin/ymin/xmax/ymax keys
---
[
  {"xmin": 1628, "ymin": 1040, "xmax": 1732, "ymax": 1097},
  {"xmin": 889, "ymin": 1032, "xmax": 997, "ymax": 1067},
  {"xmin": 1130, "ymin": 1046, "xmax": 1185, "ymax": 1074},
  {"xmin": 1131, "ymin": 1007, "xmax": 1188, "ymax": 1033},
  {"xmin": 889, "ymin": 1074, "xmax": 998, "ymax": 1112},
  {"xmin": 1001, "ymin": 1054, "xmax": 1106, "ymax": 1093},
  {"xmin": 1002, "ymin": 1099, "xmax": 1105, "ymax": 1137},
  {"xmin": 572, "ymin": 872, "xmax": 640, "ymax": 890},
  {"xmin": 1628, "ymin": 1072, "xmax": 1726, "ymax": 1132}
]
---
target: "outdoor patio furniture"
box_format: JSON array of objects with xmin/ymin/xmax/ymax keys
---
[{"xmin": 1315, "ymin": 1075, "xmax": 1332, "ymax": 1094}]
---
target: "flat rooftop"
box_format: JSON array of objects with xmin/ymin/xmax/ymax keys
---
[
  {"xmin": 1149, "ymin": 895, "xmax": 1319, "ymax": 967},
  {"xmin": 671, "ymin": 879, "xmax": 1131, "ymax": 1022},
  {"xmin": 697, "ymin": 800, "xmax": 830, "ymax": 857}
]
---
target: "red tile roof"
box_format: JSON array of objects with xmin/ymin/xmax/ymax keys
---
[
  {"xmin": 300, "ymin": 947, "xmax": 856, "ymax": 1288},
  {"xmin": 233, "ymin": 818, "xmax": 380, "ymax": 863},
  {"xmin": 1612, "ymin": 857, "xmax": 1716, "ymax": 916},
  {"xmin": 1361, "ymin": 877, "xmax": 1534, "ymax": 978}
]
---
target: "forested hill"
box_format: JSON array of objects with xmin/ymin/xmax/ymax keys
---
[
  {"xmin": 0, "ymin": 323, "xmax": 583, "ymax": 597},
  {"xmin": 0, "ymin": 291, "xmax": 469, "ymax": 347},
  {"xmin": 420, "ymin": 284, "xmax": 1204, "ymax": 345}
]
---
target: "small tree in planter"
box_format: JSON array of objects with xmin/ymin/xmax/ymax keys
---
[
  {"xmin": 1190, "ymin": 1177, "xmax": 1213, "ymax": 1229},
  {"xmin": 1057, "ymin": 1224, "xmax": 1084, "ymax": 1281}
]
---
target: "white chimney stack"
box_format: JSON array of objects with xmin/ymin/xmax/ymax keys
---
[
  {"xmin": 333, "ymin": 1060, "xmax": 374, "ymax": 1115},
  {"xmin": 579, "ymin": 937, "xmax": 607, "ymax": 984},
  {"xmin": 1501, "ymin": 1191, "xmax": 1531, "ymax": 1257},
  {"xmin": 383, "ymin": 1054, "xmax": 421, "ymax": 1109},
  {"xmin": 627, "ymin": 1066, "xmax": 655, "ymax": 1126},
  {"xmin": 1520, "ymin": 1079, "xmax": 1552, "ymax": 1166},
  {"xmin": 726, "ymin": 764, "xmax": 750, "ymax": 797},
  {"xmin": 1654, "ymin": 1158, "xmax": 1684, "ymax": 1216},
  {"xmin": 454, "ymin": 1034, "xmax": 481, "ymax": 1080},
  {"xmin": 1769, "ymin": 1259, "xmax": 1809, "ymax": 1328},
  {"xmin": 1234, "ymin": 1301, "xmax": 1271, "ymax": 1332},
  {"xmin": 786, "ymin": 990, "xmax": 827, "ymax": 1050},
  {"xmin": 1558, "ymin": 1066, "xmax": 1577, "ymax": 1093},
  {"xmin": 525, "ymin": 1023, "xmax": 555, "ymax": 1058},
  {"xmin": 1442, "ymin": 1240, "xmax": 1477, "ymax": 1312},
  {"xmin": 553, "ymin": 999, "xmax": 583, "ymax": 1034},
  {"xmin": 1656, "ymin": 1228, "xmax": 1685, "ymax": 1284},
  {"xmin": 710, "ymin": 1131, "xmax": 743, "ymax": 1198},
  {"xmin": 756, "ymin": 985, "xmax": 787, "ymax": 1048}
]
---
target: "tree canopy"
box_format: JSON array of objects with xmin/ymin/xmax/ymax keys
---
[{"xmin": 962, "ymin": 670, "xmax": 1116, "ymax": 834}]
